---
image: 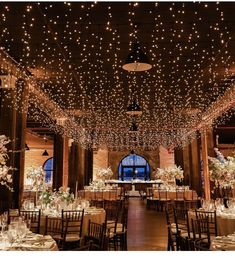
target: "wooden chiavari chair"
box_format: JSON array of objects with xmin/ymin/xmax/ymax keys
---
[
  {"xmin": 61, "ymin": 209, "xmax": 84, "ymax": 249},
  {"xmin": 19, "ymin": 209, "xmax": 41, "ymax": 234},
  {"xmin": 44, "ymin": 216, "xmax": 68, "ymax": 250},
  {"xmin": 195, "ymin": 209, "xmax": 217, "ymax": 236},
  {"xmin": 191, "ymin": 217, "xmax": 211, "ymax": 251}
]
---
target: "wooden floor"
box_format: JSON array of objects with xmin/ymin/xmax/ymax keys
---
[{"xmin": 127, "ymin": 197, "xmax": 168, "ymax": 251}]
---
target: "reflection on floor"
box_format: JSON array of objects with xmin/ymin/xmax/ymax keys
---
[{"xmin": 127, "ymin": 198, "xmax": 168, "ymax": 251}]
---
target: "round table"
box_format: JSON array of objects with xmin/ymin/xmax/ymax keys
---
[
  {"xmin": 189, "ymin": 210, "xmax": 235, "ymax": 236},
  {"xmin": 40, "ymin": 207, "xmax": 106, "ymax": 237},
  {"xmin": 0, "ymin": 232, "xmax": 58, "ymax": 251}
]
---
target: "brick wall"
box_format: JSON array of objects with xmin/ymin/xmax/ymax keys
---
[
  {"xmin": 92, "ymin": 148, "xmax": 108, "ymax": 180},
  {"xmin": 159, "ymin": 146, "xmax": 175, "ymax": 168},
  {"xmin": 92, "ymin": 147, "xmax": 176, "ymax": 180}
]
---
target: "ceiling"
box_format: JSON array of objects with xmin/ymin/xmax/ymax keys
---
[{"xmin": 1, "ymin": 2, "xmax": 235, "ymax": 150}]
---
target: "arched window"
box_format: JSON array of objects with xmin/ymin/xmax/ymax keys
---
[
  {"xmin": 43, "ymin": 157, "xmax": 53, "ymax": 185},
  {"xmin": 118, "ymin": 154, "xmax": 150, "ymax": 181}
]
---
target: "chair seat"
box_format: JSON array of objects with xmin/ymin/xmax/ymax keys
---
[
  {"xmin": 148, "ymin": 197, "xmax": 159, "ymax": 201},
  {"xmin": 51, "ymin": 234, "xmax": 63, "ymax": 241},
  {"xmin": 180, "ymin": 231, "xmax": 208, "ymax": 240},
  {"xmin": 116, "ymin": 223, "xmax": 127, "ymax": 234},
  {"xmin": 170, "ymin": 223, "xmax": 177, "ymax": 234},
  {"xmin": 65, "ymin": 234, "xmax": 81, "ymax": 242}
]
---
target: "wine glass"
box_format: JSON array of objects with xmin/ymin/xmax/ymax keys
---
[
  {"xmin": 200, "ymin": 198, "xmax": 205, "ymax": 209},
  {"xmin": 25, "ymin": 219, "xmax": 31, "ymax": 235}
]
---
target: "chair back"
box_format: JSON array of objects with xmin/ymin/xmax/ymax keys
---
[
  {"xmin": 146, "ymin": 188, "xmax": 153, "ymax": 198},
  {"xmin": 120, "ymin": 205, "xmax": 128, "ymax": 231},
  {"xmin": 19, "ymin": 210, "xmax": 41, "ymax": 234},
  {"xmin": 192, "ymin": 191, "xmax": 198, "ymax": 200},
  {"xmin": 158, "ymin": 190, "xmax": 168, "ymax": 200},
  {"xmin": 108, "ymin": 189, "xmax": 118, "ymax": 200},
  {"xmin": 173, "ymin": 207, "xmax": 190, "ymax": 238},
  {"xmin": 104, "ymin": 200, "xmax": 122, "ymax": 211},
  {"xmin": 176, "ymin": 189, "xmax": 185, "ymax": 200},
  {"xmin": 8, "ymin": 208, "xmax": 20, "ymax": 224},
  {"xmin": 44, "ymin": 216, "xmax": 68, "ymax": 250},
  {"xmin": 77, "ymin": 190, "xmax": 85, "ymax": 199},
  {"xmin": 90, "ymin": 199, "xmax": 104, "ymax": 208},
  {"xmin": 85, "ymin": 220, "xmax": 106, "ymax": 250},
  {"xmin": 95, "ymin": 191, "xmax": 104, "ymax": 200},
  {"xmin": 195, "ymin": 209, "xmax": 217, "ymax": 236},
  {"xmin": 62, "ymin": 209, "xmax": 84, "ymax": 238},
  {"xmin": 165, "ymin": 204, "xmax": 174, "ymax": 226},
  {"xmin": 191, "ymin": 217, "xmax": 210, "ymax": 243}
]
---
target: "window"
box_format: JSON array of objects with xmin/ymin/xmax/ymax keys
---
[
  {"xmin": 118, "ymin": 154, "xmax": 150, "ymax": 181},
  {"xmin": 43, "ymin": 157, "xmax": 53, "ymax": 185}
]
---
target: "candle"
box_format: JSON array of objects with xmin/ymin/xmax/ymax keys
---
[{"xmin": 75, "ymin": 181, "xmax": 78, "ymax": 199}]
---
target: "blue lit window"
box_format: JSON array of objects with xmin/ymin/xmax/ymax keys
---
[
  {"xmin": 118, "ymin": 154, "xmax": 150, "ymax": 181},
  {"xmin": 43, "ymin": 157, "xmax": 53, "ymax": 185}
]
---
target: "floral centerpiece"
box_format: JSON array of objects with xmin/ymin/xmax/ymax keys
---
[
  {"xmin": 54, "ymin": 187, "xmax": 74, "ymax": 204},
  {"xmin": 96, "ymin": 167, "xmax": 113, "ymax": 181},
  {"xmin": 87, "ymin": 179, "xmax": 106, "ymax": 190},
  {"xmin": 39, "ymin": 187, "xmax": 74, "ymax": 208},
  {"xmin": 155, "ymin": 165, "xmax": 184, "ymax": 183},
  {"xmin": 0, "ymin": 135, "xmax": 14, "ymax": 191},
  {"xmin": 26, "ymin": 166, "xmax": 47, "ymax": 192},
  {"xmin": 209, "ymin": 148, "xmax": 235, "ymax": 189}
]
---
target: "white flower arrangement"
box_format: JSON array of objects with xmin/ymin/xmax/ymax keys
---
[
  {"xmin": 56, "ymin": 186, "xmax": 74, "ymax": 203},
  {"xmin": 209, "ymin": 148, "xmax": 235, "ymax": 189},
  {"xmin": 39, "ymin": 186, "xmax": 74, "ymax": 207},
  {"xmin": 26, "ymin": 166, "xmax": 46, "ymax": 191},
  {"xmin": 155, "ymin": 165, "xmax": 184, "ymax": 182},
  {"xmin": 0, "ymin": 135, "xmax": 14, "ymax": 191},
  {"xmin": 96, "ymin": 167, "xmax": 113, "ymax": 181},
  {"xmin": 88, "ymin": 179, "xmax": 106, "ymax": 190}
]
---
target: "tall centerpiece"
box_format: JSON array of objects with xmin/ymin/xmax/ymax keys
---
[
  {"xmin": 155, "ymin": 165, "xmax": 184, "ymax": 186},
  {"xmin": 96, "ymin": 167, "xmax": 113, "ymax": 181},
  {"xmin": 0, "ymin": 135, "xmax": 14, "ymax": 191},
  {"xmin": 209, "ymin": 148, "xmax": 235, "ymax": 191},
  {"xmin": 86, "ymin": 167, "xmax": 113, "ymax": 190},
  {"xmin": 26, "ymin": 166, "xmax": 47, "ymax": 205}
]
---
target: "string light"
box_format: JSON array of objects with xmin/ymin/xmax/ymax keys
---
[{"xmin": 0, "ymin": 2, "xmax": 235, "ymax": 150}]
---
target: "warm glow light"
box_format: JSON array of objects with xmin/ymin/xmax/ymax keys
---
[{"xmin": 0, "ymin": 2, "xmax": 234, "ymax": 150}]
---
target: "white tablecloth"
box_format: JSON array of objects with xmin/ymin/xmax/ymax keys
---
[
  {"xmin": 40, "ymin": 208, "xmax": 106, "ymax": 237},
  {"xmin": 211, "ymin": 234, "xmax": 235, "ymax": 251},
  {"xmin": 189, "ymin": 210, "xmax": 235, "ymax": 236},
  {"xmin": 0, "ymin": 233, "xmax": 58, "ymax": 251}
]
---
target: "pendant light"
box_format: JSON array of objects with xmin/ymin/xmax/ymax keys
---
[
  {"xmin": 122, "ymin": 41, "xmax": 152, "ymax": 72},
  {"xmin": 123, "ymin": 23, "xmax": 152, "ymax": 72},
  {"xmin": 42, "ymin": 150, "xmax": 49, "ymax": 156},
  {"xmin": 126, "ymin": 98, "xmax": 143, "ymax": 116}
]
